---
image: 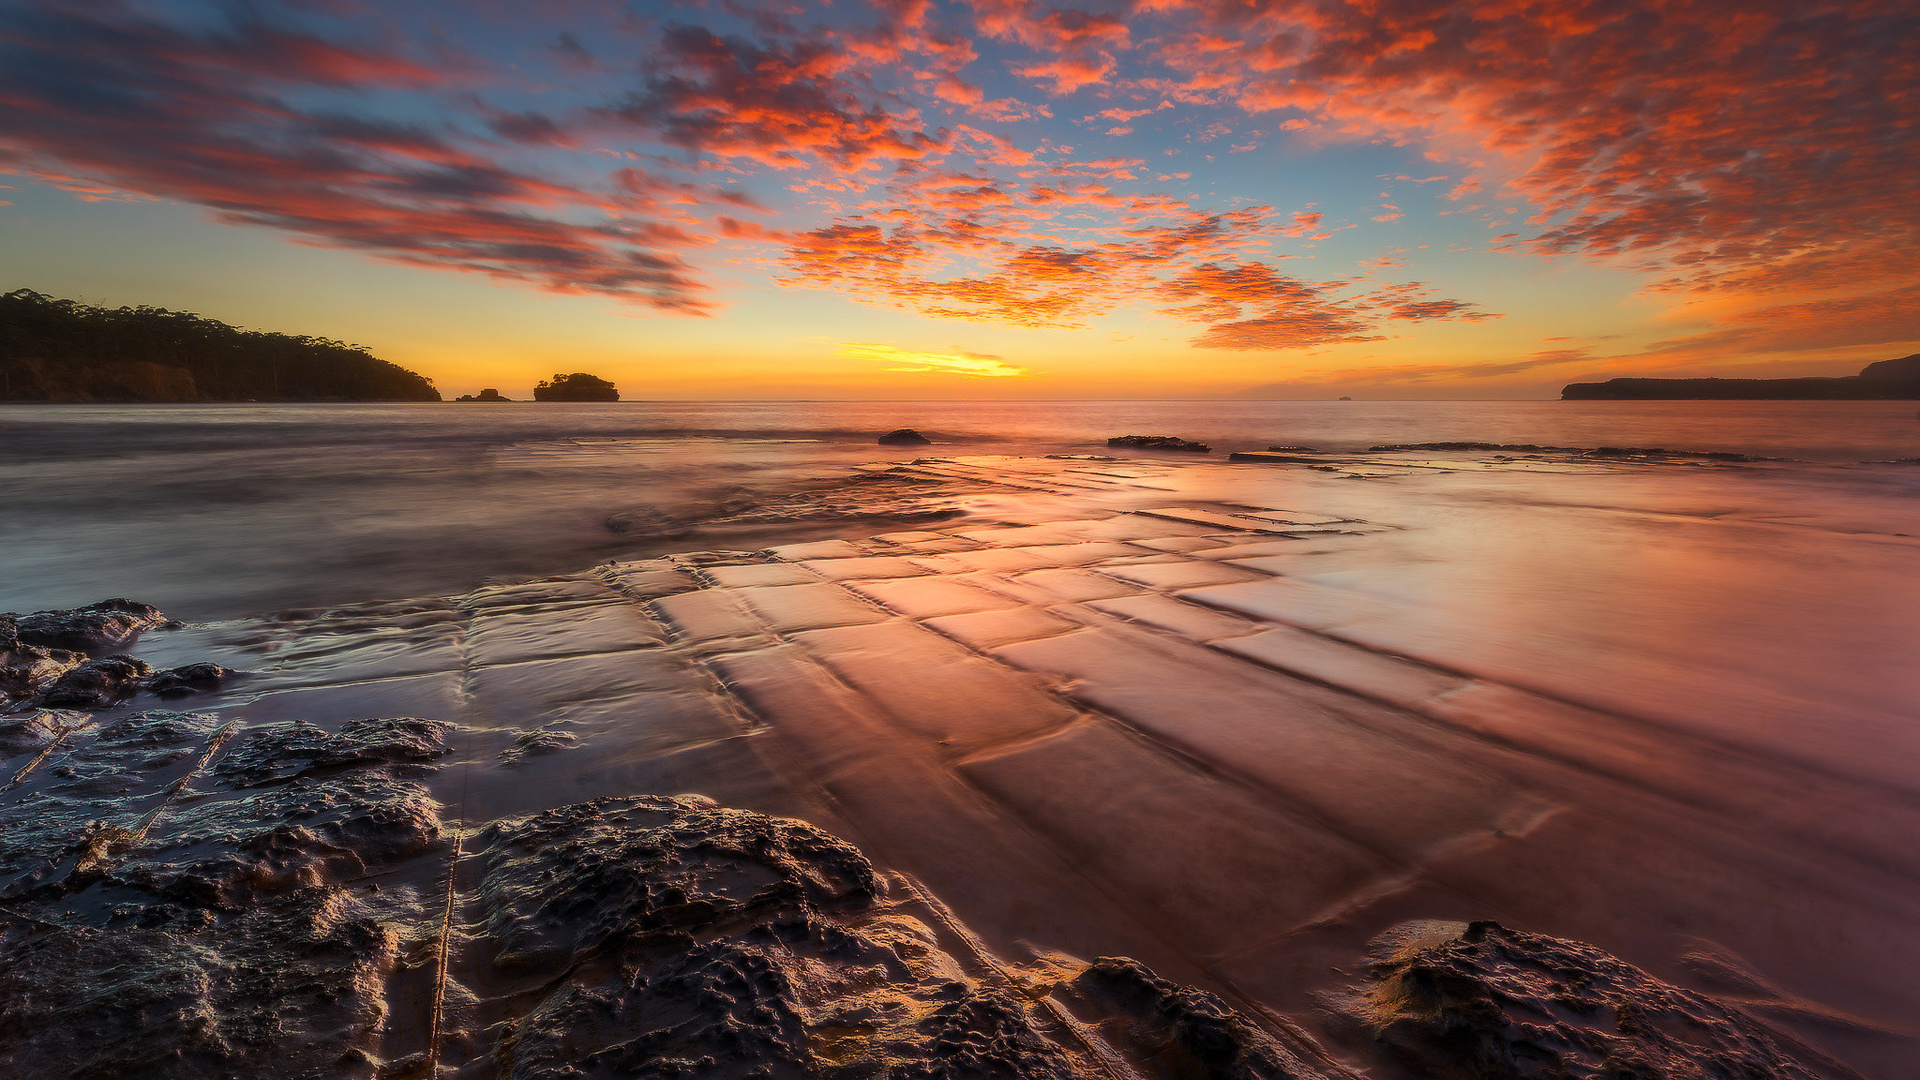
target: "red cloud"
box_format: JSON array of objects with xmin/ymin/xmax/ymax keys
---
[
  {"xmin": 780, "ymin": 168, "xmax": 1491, "ymax": 345},
  {"xmin": 0, "ymin": 3, "xmax": 716, "ymax": 310},
  {"xmin": 600, "ymin": 25, "xmax": 954, "ymax": 172},
  {"xmin": 1138, "ymin": 0, "xmax": 1919, "ymax": 304}
]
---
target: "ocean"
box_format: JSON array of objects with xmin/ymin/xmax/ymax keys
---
[{"xmin": 2, "ymin": 399, "xmax": 1917, "ymax": 619}]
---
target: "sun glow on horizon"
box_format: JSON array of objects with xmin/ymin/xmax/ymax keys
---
[
  {"xmin": 1, "ymin": 0, "xmax": 1914, "ymax": 399},
  {"xmin": 838, "ymin": 342, "xmax": 1031, "ymax": 379}
]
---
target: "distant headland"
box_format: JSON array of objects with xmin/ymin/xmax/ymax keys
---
[
  {"xmin": 1563, "ymin": 354, "xmax": 1920, "ymax": 400},
  {"xmin": 0, "ymin": 289, "xmax": 439, "ymax": 402}
]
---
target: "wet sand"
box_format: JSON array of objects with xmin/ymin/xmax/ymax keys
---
[{"xmin": 4, "ymin": 449, "xmax": 1917, "ymax": 1078}]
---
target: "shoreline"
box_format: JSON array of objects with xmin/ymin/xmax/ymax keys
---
[{"xmin": 4, "ymin": 450, "xmax": 1917, "ymax": 1077}]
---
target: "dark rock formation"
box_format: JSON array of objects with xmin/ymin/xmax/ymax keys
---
[
  {"xmin": 0, "ymin": 713, "xmax": 450, "ymax": 1079},
  {"xmin": 1109, "ymin": 435, "xmax": 1212, "ymax": 452},
  {"xmin": 1352, "ymin": 920, "xmax": 1841, "ymax": 1080},
  {"xmin": 475, "ymin": 796, "xmax": 1341, "ymax": 1080},
  {"xmin": 1563, "ymin": 353, "xmax": 1920, "ymax": 400},
  {"xmin": 144, "ymin": 662, "xmax": 231, "ymax": 698},
  {"xmin": 36, "ymin": 655, "xmax": 153, "ymax": 709},
  {"xmin": 212, "ymin": 716, "xmax": 451, "ymax": 787},
  {"xmin": 533, "ymin": 372, "xmax": 619, "ymax": 402},
  {"xmin": 879, "ymin": 428, "xmax": 933, "ymax": 445},
  {"xmin": 1072, "ymin": 957, "xmax": 1331, "ymax": 1080},
  {"xmin": 0, "ymin": 616, "xmax": 84, "ymax": 709},
  {"xmin": 13, "ymin": 598, "xmax": 174, "ymax": 653},
  {"xmin": 1, "ymin": 602, "xmax": 232, "ymax": 711},
  {"xmin": 0, "ymin": 710, "xmax": 67, "ymax": 757},
  {"xmin": 455, "ymin": 388, "xmax": 511, "ymax": 401}
]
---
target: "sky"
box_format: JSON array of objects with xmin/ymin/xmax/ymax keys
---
[{"xmin": 1, "ymin": 0, "xmax": 1915, "ymax": 400}]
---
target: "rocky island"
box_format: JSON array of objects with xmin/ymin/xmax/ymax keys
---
[
  {"xmin": 532, "ymin": 372, "xmax": 619, "ymax": 401},
  {"xmin": 0, "ymin": 289, "xmax": 440, "ymax": 402},
  {"xmin": 1563, "ymin": 353, "xmax": 1920, "ymax": 399}
]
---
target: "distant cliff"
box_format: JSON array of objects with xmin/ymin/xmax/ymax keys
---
[
  {"xmin": 1563, "ymin": 355, "xmax": 1920, "ymax": 400},
  {"xmin": 0, "ymin": 289, "xmax": 439, "ymax": 402}
]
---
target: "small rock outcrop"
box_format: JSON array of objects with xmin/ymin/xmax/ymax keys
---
[
  {"xmin": 13, "ymin": 598, "xmax": 175, "ymax": 653},
  {"xmin": 2, "ymin": 602, "xmax": 228, "ymax": 711},
  {"xmin": 1108, "ymin": 435, "xmax": 1212, "ymax": 453},
  {"xmin": 1350, "ymin": 920, "xmax": 1839, "ymax": 1080},
  {"xmin": 878, "ymin": 428, "xmax": 933, "ymax": 446},
  {"xmin": 455, "ymin": 388, "xmax": 511, "ymax": 401}
]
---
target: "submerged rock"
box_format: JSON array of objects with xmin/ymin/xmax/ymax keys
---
[
  {"xmin": 500, "ymin": 726, "xmax": 579, "ymax": 762},
  {"xmin": 605, "ymin": 505, "xmax": 694, "ymax": 538},
  {"xmin": 879, "ymin": 428, "xmax": 933, "ymax": 445},
  {"xmin": 1352, "ymin": 920, "xmax": 1838, "ymax": 1080},
  {"xmin": 1108, "ymin": 435, "xmax": 1212, "ymax": 453}
]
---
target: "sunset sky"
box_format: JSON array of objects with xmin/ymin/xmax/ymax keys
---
[{"xmin": 1, "ymin": 0, "xmax": 1914, "ymax": 399}]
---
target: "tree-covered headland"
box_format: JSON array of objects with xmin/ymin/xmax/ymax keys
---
[{"xmin": 0, "ymin": 289, "xmax": 440, "ymax": 401}]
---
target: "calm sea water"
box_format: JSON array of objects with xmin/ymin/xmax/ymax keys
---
[{"xmin": 2, "ymin": 399, "xmax": 1917, "ymax": 619}]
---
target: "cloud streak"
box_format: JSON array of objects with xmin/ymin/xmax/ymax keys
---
[{"xmin": 839, "ymin": 342, "xmax": 1030, "ymax": 377}]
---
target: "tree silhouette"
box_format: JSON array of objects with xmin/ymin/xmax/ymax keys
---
[
  {"xmin": 532, "ymin": 373, "xmax": 619, "ymax": 402},
  {"xmin": 0, "ymin": 288, "xmax": 439, "ymax": 401}
]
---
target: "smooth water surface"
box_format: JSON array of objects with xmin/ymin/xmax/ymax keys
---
[{"xmin": 2, "ymin": 400, "xmax": 1917, "ymax": 618}]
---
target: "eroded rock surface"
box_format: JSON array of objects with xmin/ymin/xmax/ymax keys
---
[
  {"xmin": 2, "ymin": 602, "xmax": 228, "ymax": 711},
  {"xmin": 1351, "ymin": 920, "xmax": 1841, "ymax": 1080},
  {"xmin": 475, "ymin": 796, "xmax": 1340, "ymax": 1080},
  {"xmin": 0, "ymin": 713, "xmax": 450, "ymax": 1080},
  {"xmin": 12, "ymin": 598, "xmax": 176, "ymax": 653},
  {"xmin": 0, "ymin": 615, "xmax": 84, "ymax": 709}
]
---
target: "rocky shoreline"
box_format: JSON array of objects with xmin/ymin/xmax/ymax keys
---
[{"xmin": 4, "ymin": 450, "xmax": 1914, "ymax": 1078}]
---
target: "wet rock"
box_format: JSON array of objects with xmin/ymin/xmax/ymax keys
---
[
  {"xmin": 0, "ymin": 712, "xmax": 451, "ymax": 1079},
  {"xmin": 1073, "ymin": 957, "xmax": 1329, "ymax": 1080},
  {"xmin": 479, "ymin": 796, "xmax": 875, "ymax": 967},
  {"xmin": 501, "ymin": 726, "xmax": 579, "ymax": 762},
  {"xmin": 0, "ymin": 616, "xmax": 83, "ymax": 710},
  {"xmin": 1108, "ymin": 435, "xmax": 1212, "ymax": 453},
  {"xmin": 1352, "ymin": 920, "xmax": 1836, "ymax": 1080},
  {"xmin": 606, "ymin": 505, "xmax": 694, "ymax": 538},
  {"xmin": 706, "ymin": 472, "xmax": 966, "ymax": 527},
  {"xmin": 212, "ymin": 716, "xmax": 453, "ymax": 787},
  {"xmin": 144, "ymin": 662, "xmax": 232, "ymax": 698},
  {"xmin": 0, "ymin": 711, "xmax": 68, "ymax": 758},
  {"xmin": 895, "ymin": 986, "xmax": 1079, "ymax": 1080},
  {"xmin": 11, "ymin": 598, "xmax": 175, "ymax": 654},
  {"xmin": 36, "ymin": 655, "xmax": 153, "ymax": 709},
  {"xmin": 879, "ymin": 428, "xmax": 933, "ymax": 446},
  {"xmin": 478, "ymin": 797, "xmax": 1338, "ymax": 1080}
]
